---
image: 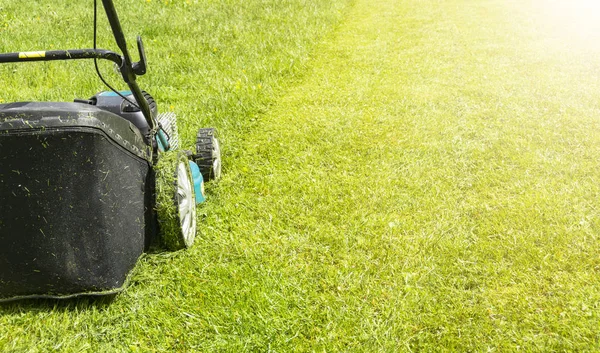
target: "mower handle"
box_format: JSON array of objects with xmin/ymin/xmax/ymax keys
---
[
  {"xmin": 0, "ymin": 0, "xmax": 158, "ymax": 149},
  {"xmin": 101, "ymin": 0, "xmax": 156, "ymax": 139},
  {"xmin": 0, "ymin": 49, "xmax": 123, "ymax": 66}
]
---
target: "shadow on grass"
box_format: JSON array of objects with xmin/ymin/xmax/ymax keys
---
[
  {"xmin": 0, "ymin": 293, "xmax": 117, "ymax": 314},
  {"xmin": 0, "ymin": 249, "xmax": 185, "ymax": 315}
]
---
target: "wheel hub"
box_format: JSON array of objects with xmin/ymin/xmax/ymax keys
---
[{"xmin": 177, "ymin": 161, "xmax": 197, "ymax": 246}]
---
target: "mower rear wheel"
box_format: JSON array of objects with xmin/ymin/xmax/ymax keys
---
[
  {"xmin": 155, "ymin": 151, "xmax": 197, "ymax": 250},
  {"xmin": 195, "ymin": 128, "xmax": 222, "ymax": 181}
]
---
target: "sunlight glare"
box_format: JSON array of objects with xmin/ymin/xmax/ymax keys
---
[{"xmin": 539, "ymin": 0, "xmax": 600, "ymax": 46}]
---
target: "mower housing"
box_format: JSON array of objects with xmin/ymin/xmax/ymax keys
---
[{"xmin": 0, "ymin": 102, "xmax": 155, "ymax": 300}]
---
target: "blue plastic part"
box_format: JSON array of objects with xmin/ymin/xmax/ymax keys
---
[
  {"xmin": 98, "ymin": 90, "xmax": 132, "ymax": 97},
  {"xmin": 156, "ymin": 130, "xmax": 170, "ymax": 152},
  {"xmin": 189, "ymin": 161, "xmax": 205, "ymax": 204}
]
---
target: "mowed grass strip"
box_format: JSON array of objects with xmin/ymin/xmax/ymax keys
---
[
  {"xmin": 2, "ymin": 0, "xmax": 600, "ymax": 351},
  {"xmin": 198, "ymin": 0, "xmax": 600, "ymax": 351}
]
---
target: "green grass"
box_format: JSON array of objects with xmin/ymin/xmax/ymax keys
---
[{"xmin": 3, "ymin": 0, "xmax": 600, "ymax": 351}]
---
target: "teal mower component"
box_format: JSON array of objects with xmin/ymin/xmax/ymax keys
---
[
  {"xmin": 156, "ymin": 128, "xmax": 170, "ymax": 152},
  {"xmin": 189, "ymin": 161, "xmax": 206, "ymax": 204}
]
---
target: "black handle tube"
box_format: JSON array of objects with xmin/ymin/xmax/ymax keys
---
[
  {"xmin": 0, "ymin": 49, "xmax": 123, "ymax": 66},
  {"xmin": 101, "ymin": 0, "xmax": 134, "ymax": 70},
  {"xmin": 100, "ymin": 0, "xmax": 155, "ymax": 133}
]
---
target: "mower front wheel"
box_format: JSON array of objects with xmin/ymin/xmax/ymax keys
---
[
  {"xmin": 155, "ymin": 151, "xmax": 197, "ymax": 250},
  {"xmin": 195, "ymin": 128, "xmax": 222, "ymax": 181}
]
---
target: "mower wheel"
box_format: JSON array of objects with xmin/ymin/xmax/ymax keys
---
[
  {"xmin": 155, "ymin": 150, "xmax": 197, "ymax": 250},
  {"xmin": 195, "ymin": 128, "xmax": 222, "ymax": 181}
]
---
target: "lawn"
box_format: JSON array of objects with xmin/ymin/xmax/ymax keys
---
[{"xmin": 2, "ymin": 0, "xmax": 600, "ymax": 351}]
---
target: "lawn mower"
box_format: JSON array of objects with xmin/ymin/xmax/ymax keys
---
[{"xmin": 0, "ymin": 0, "xmax": 221, "ymax": 302}]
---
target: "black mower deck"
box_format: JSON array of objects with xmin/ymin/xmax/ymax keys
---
[{"xmin": 0, "ymin": 103, "xmax": 154, "ymax": 301}]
